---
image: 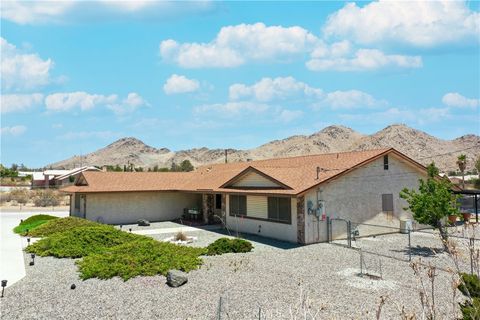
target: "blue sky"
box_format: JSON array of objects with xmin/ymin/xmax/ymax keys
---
[{"xmin": 1, "ymin": 0, "xmax": 479, "ymax": 168}]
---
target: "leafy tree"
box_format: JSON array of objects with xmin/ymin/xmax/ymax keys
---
[
  {"xmin": 180, "ymin": 160, "xmax": 194, "ymax": 172},
  {"xmin": 170, "ymin": 162, "xmax": 179, "ymax": 172},
  {"xmin": 400, "ymin": 163, "xmax": 459, "ymax": 250},
  {"xmin": 457, "ymin": 154, "xmax": 467, "ymax": 189},
  {"xmin": 153, "ymin": 165, "xmax": 159, "ymax": 172}
]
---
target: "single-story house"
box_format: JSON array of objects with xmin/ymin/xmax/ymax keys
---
[
  {"xmin": 31, "ymin": 167, "xmax": 100, "ymax": 188},
  {"xmin": 62, "ymin": 148, "xmax": 428, "ymax": 244},
  {"xmin": 53, "ymin": 166, "xmax": 100, "ymax": 187}
]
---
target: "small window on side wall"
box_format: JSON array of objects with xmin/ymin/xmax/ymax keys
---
[{"xmin": 384, "ymin": 155, "xmax": 389, "ymax": 170}]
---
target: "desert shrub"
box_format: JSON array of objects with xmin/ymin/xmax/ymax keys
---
[
  {"xmin": 77, "ymin": 238, "xmax": 205, "ymax": 281},
  {"xmin": 33, "ymin": 189, "xmax": 60, "ymax": 207},
  {"xmin": 27, "ymin": 225, "xmax": 139, "ymax": 258},
  {"xmin": 0, "ymin": 192, "xmax": 12, "ymax": 204},
  {"xmin": 10, "ymin": 188, "xmax": 30, "ymax": 205},
  {"xmin": 174, "ymin": 231, "xmax": 188, "ymax": 241},
  {"xmin": 459, "ymin": 273, "xmax": 480, "ymax": 320},
  {"xmin": 26, "ymin": 217, "xmax": 98, "ymax": 237},
  {"xmin": 13, "ymin": 214, "xmax": 58, "ymax": 234},
  {"xmin": 206, "ymin": 238, "xmax": 253, "ymax": 256}
]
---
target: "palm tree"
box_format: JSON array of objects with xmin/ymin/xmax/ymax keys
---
[{"xmin": 457, "ymin": 154, "xmax": 467, "ymax": 189}]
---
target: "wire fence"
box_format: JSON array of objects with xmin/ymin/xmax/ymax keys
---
[{"xmin": 326, "ymin": 217, "xmax": 480, "ymax": 275}]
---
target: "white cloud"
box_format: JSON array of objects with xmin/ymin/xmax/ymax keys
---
[
  {"xmin": 45, "ymin": 91, "xmax": 147, "ymax": 114},
  {"xmin": 277, "ymin": 109, "xmax": 303, "ymax": 123},
  {"xmin": 163, "ymin": 74, "xmax": 200, "ymax": 94},
  {"xmin": 323, "ymin": 0, "xmax": 480, "ymax": 47},
  {"xmin": 45, "ymin": 92, "xmax": 117, "ymax": 112},
  {"xmin": 107, "ymin": 92, "xmax": 149, "ymax": 115},
  {"xmin": 307, "ymin": 48, "xmax": 422, "ymax": 72},
  {"xmin": 0, "ymin": 125, "xmax": 27, "ymax": 136},
  {"xmin": 1, "ymin": 1, "xmax": 214, "ymax": 25},
  {"xmin": 442, "ymin": 92, "xmax": 479, "ymax": 108},
  {"xmin": 1, "ymin": 93, "xmax": 43, "ymax": 113},
  {"xmin": 318, "ymin": 90, "xmax": 387, "ymax": 109},
  {"xmin": 229, "ymin": 76, "xmax": 386, "ymax": 110},
  {"xmin": 160, "ymin": 22, "xmax": 318, "ymax": 68},
  {"xmin": 194, "ymin": 101, "xmax": 271, "ymax": 117},
  {"xmin": 1, "ymin": 37, "xmax": 54, "ymax": 91},
  {"xmin": 229, "ymin": 77, "xmax": 323, "ymax": 102}
]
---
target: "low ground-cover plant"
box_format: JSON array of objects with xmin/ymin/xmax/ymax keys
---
[
  {"xmin": 459, "ymin": 273, "xmax": 480, "ymax": 320},
  {"xmin": 26, "ymin": 216, "xmax": 97, "ymax": 237},
  {"xmin": 13, "ymin": 214, "xmax": 58, "ymax": 234},
  {"xmin": 77, "ymin": 237, "xmax": 206, "ymax": 281},
  {"xmin": 206, "ymin": 237, "xmax": 253, "ymax": 255},
  {"xmin": 27, "ymin": 225, "xmax": 139, "ymax": 258}
]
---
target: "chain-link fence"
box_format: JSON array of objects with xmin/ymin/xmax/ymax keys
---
[{"xmin": 326, "ymin": 217, "xmax": 479, "ymax": 274}]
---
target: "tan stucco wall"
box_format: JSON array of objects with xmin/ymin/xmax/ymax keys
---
[
  {"xmin": 82, "ymin": 192, "xmax": 201, "ymax": 225},
  {"xmin": 303, "ymin": 154, "xmax": 425, "ymax": 244},
  {"xmin": 225, "ymin": 195, "xmax": 298, "ymax": 243}
]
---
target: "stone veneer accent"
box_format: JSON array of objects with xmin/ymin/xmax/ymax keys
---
[
  {"xmin": 202, "ymin": 193, "xmax": 215, "ymax": 223},
  {"xmin": 221, "ymin": 194, "xmax": 227, "ymax": 221},
  {"xmin": 296, "ymin": 195, "xmax": 305, "ymax": 244}
]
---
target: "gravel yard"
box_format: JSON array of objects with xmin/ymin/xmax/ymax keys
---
[{"xmin": 0, "ymin": 225, "xmax": 476, "ymax": 320}]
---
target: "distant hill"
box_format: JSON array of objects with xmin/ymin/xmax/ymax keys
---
[{"xmin": 48, "ymin": 124, "xmax": 480, "ymax": 173}]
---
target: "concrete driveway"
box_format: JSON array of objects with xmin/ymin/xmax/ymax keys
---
[{"xmin": 0, "ymin": 208, "xmax": 68, "ymax": 287}]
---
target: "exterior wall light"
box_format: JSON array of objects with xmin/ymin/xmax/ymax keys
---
[{"xmin": 1, "ymin": 280, "xmax": 7, "ymax": 298}]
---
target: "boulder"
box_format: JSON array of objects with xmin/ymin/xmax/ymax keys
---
[
  {"xmin": 137, "ymin": 219, "xmax": 150, "ymax": 226},
  {"xmin": 166, "ymin": 270, "xmax": 188, "ymax": 287}
]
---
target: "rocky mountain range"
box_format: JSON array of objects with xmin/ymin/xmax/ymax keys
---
[{"xmin": 48, "ymin": 124, "xmax": 480, "ymax": 173}]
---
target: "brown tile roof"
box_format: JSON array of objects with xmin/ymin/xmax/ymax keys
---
[{"xmin": 61, "ymin": 148, "xmax": 425, "ymax": 195}]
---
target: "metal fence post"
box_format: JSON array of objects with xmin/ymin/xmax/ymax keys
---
[
  {"xmin": 360, "ymin": 250, "xmax": 363, "ymax": 275},
  {"xmin": 408, "ymin": 229, "xmax": 412, "ymax": 262},
  {"xmin": 217, "ymin": 296, "xmax": 222, "ymax": 320},
  {"xmin": 326, "ymin": 216, "xmax": 330, "ymax": 243},
  {"xmin": 470, "ymin": 238, "xmax": 474, "ymax": 275},
  {"xmin": 347, "ymin": 221, "xmax": 352, "ymax": 248}
]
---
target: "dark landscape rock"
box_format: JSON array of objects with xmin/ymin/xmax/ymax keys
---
[{"xmin": 166, "ymin": 270, "xmax": 188, "ymax": 287}]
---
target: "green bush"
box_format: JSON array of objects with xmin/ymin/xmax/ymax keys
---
[
  {"xmin": 26, "ymin": 217, "xmax": 97, "ymax": 237},
  {"xmin": 459, "ymin": 273, "xmax": 480, "ymax": 320},
  {"xmin": 206, "ymin": 238, "xmax": 253, "ymax": 256},
  {"xmin": 459, "ymin": 273, "xmax": 480, "ymax": 298},
  {"xmin": 474, "ymin": 178, "xmax": 480, "ymax": 190},
  {"xmin": 77, "ymin": 238, "xmax": 205, "ymax": 281},
  {"xmin": 13, "ymin": 214, "xmax": 58, "ymax": 234},
  {"xmin": 26, "ymin": 225, "xmax": 138, "ymax": 258}
]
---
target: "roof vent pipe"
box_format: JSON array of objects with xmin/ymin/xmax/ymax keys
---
[{"xmin": 316, "ymin": 166, "xmax": 321, "ymax": 180}]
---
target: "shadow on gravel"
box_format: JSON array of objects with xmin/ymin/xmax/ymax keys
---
[
  {"xmin": 391, "ymin": 245, "xmax": 445, "ymax": 258},
  {"xmin": 209, "ymin": 228, "xmax": 301, "ymax": 250}
]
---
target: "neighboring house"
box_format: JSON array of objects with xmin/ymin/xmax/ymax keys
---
[
  {"xmin": 31, "ymin": 167, "xmax": 100, "ymax": 189},
  {"xmin": 62, "ymin": 148, "xmax": 428, "ymax": 244},
  {"xmin": 54, "ymin": 166, "xmax": 101, "ymax": 187}
]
